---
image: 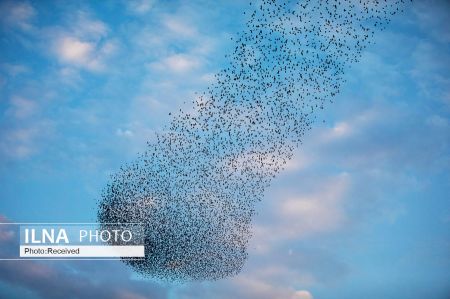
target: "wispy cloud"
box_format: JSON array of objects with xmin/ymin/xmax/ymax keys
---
[
  {"xmin": 53, "ymin": 36, "xmax": 117, "ymax": 72},
  {"xmin": 6, "ymin": 96, "xmax": 37, "ymax": 119},
  {"xmin": 49, "ymin": 12, "xmax": 117, "ymax": 72},
  {"xmin": 150, "ymin": 53, "xmax": 201, "ymax": 73},
  {"xmin": 0, "ymin": 95, "xmax": 53, "ymax": 160},
  {"xmin": 251, "ymin": 173, "xmax": 350, "ymax": 252},
  {"xmin": 0, "ymin": 120, "xmax": 54, "ymax": 160},
  {"xmin": 70, "ymin": 10, "xmax": 108, "ymax": 40},
  {"xmin": 412, "ymin": 0, "xmax": 450, "ymax": 44},
  {"xmin": 162, "ymin": 15, "xmax": 197, "ymax": 38},
  {"xmin": 278, "ymin": 173, "xmax": 349, "ymax": 237},
  {"xmin": 126, "ymin": 0, "xmax": 155, "ymax": 15},
  {"xmin": 0, "ymin": 1, "xmax": 35, "ymax": 31},
  {"xmin": 0, "ymin": 63, "xmax": 30, "ymax": 77}
]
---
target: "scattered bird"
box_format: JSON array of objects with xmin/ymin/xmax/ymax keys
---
[{"xmin": 98, "ymin": 0, "xmax": 410, "ymax": 282}]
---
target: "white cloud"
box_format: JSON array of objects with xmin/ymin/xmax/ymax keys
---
[
  {"xmin": 46, "ymin": 11, "xmax": 116, "ymax": 72},
  {"xmin": 163, "ymin": 15, "xmax": 196, "ymax": 37},
  {"xmin": 56, "ymin": 37, "xmax": 95, "ymax": 64},
  {"xmin": 7, "ymin": 96, "xmax": 37, "ymax": 119},
  {"xmin": 151, "ymin": 54, "xmax": 200, "ymax": 73},
  {"xmin": 53, "ymin": 36, "xmax": 117, "ymax": 71},
  {"xmin": 318, "ymin": 107, "xmax": 382, "ymax": 144},
  {"xmin": 292, "ymin": 290, "xmax": 314, "ymax": 299},
  {"xmin": 163, "ymin": 54, "xmax": 200, "ymax": 72},
  {"xmin": 329, "ymin": 121, "xmax": 351, "ymax": 138},
  {"xmin": 116, "ymin": 128, "xmax": 134, "ymax": 138},
  {"xmin": 71, "ymin": 11, "xmax": 108, "ymax": 40},
  {"xmin": 251, "ymin": 173, "xmax": 350, "ymax": 249},
  {"xmin": 278, "ymin": 173, "xmax": 349, "ymax": 237},
  {"xmin": 315, "ymin": 120, "xmax": 352, "ymax": 144},
  {"xmin": 0, "ymin": 1, "xmax": 35, "ymax": 31},
  {"xmin": 1, "ymin": 6, "xmax": 114, "ymax": 73},
  {"xmin": 126, "ymin": 0, "xmax": 155, "ymax": 15}
]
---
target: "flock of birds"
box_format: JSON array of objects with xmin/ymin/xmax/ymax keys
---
[{"xmin": 98, "ymin": 0, "xmax": 410, "ymax": 282}]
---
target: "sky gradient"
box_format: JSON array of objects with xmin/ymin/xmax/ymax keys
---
[{"xmin": 0, "ymin": 0, "xmax": 449, "ymax": 298}]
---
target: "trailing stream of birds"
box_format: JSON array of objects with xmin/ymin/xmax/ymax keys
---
[{"xmin": 97, "ymin": 0, "xmax": 411, "ymax": 282}]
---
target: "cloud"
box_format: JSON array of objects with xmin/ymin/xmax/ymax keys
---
[
  {"xmin": 0, "ymin": 63, "xmax": 30, "ymax": 77},
  {"xmin": 252, "ymin": 173, "xmax": 350, "ymax": 244},
  {"xmin": 0, "ymin": 118, "xmax": 54, "ymax": 160},
  {"xmin": 172, "ymin": 273, "xmax": 315, "ymax": 299},
  {"xmin": 292, "ymin": 290, "xmax": 314, "ymax": 299},
  {"xmin": 324, "ymin": 121, "xmax": 352, "ymax": 139},
  {"xmin": 279, "ymin": 174, "xmax": 348, "ymax": 235},
  {"xmin": 150, "ymin": 54, "xmax": 201, "ymax": 73},
  {"xmin": 1, "ymin": 93, "xmax": 56, "ymax": 160},
  {"xmin": 6, "ymin": 96, "xmax": 37, "ymax": 119},
  {"xmin": 45, "ymin": 10, "xmax": 116, "ymax": 72},
  {"xmin": 0, "ymin": 96, "xmax": 53, "ymax": 162},
  {"xmin": 126, "ymin": 0, "xmax": 155, "ymax": 15},
  {"xmin": 55, "ymin": 37, "xmax": 96, "ymax": 66},
  {"xmin": 162, "ymin": 15, "xmax": 197, "ymax": 37},
  {"xmin": 412, "ymin": 0, "xmax": 450, "ymax": 44},
  {"xmin": 71, "ymin": 10, "xmax": 108, "ymax": 40},
  {"xmin": 57, "ymin": 67, "xmax": 82, "ymax": 87},
  {"xmin": 52, "ymin": 34, "xmax": 117, "ymax": 72},
  {"xmin": 114, "ymin": 4, "xmax": 229, "ymax": 158},
  {"xmin": 116, "ymin": 128, "xmax": 134, "ymax": 138},
  {"xmin": 409, "ymin": 40, "xmax": 450, "ymax": 110},
  {"xmin": 0, "ymin": 1, "xmax": 35, "ymax": 31},
  {"xmin": 426, "ymin": 114, "xmax": 449, "ymax": 128},
  {"xmin": 130, "ymin": 8, "xmax": 217, "ymax": 74},
  {"xmin": 55, "ymin": 36, "xmax": 102, "ymax": 70}
]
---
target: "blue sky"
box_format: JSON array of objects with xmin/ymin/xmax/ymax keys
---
[{"xmin": 0, "ymin": 0, "xmax": 449, "ymax": 298}]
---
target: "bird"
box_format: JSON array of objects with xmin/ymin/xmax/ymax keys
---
[{"xmin": 97, "ymin": 0, "xmax": 411, "ymax": 282}]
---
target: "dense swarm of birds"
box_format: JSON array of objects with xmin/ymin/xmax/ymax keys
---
[{"xmin": 98, "ymin": 0, "xmax": 410, "ymax": 282}]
